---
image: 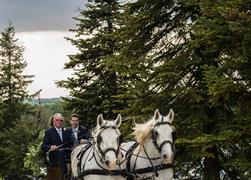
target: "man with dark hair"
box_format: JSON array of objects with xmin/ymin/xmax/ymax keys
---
[
  {"xmin": 42, "ymin": 113, "xmax": 72, "ymax": 177},
  {"xmin": 66, "ymin": 113, "xmax": 92, "ymax": 146}
]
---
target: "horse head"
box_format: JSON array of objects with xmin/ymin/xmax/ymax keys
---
[
  {"xmin": 151, "ymin": 109, "xmax": 176, "ymax": 164},
  {"xmin": 94, "ymin": 114, "xmax": 122, "ymax": 170}
]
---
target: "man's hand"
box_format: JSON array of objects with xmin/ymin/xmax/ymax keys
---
[
  {"xmin": 80, "ymin": 139, "xmax": 87, "ymax": 144},
  {"xmin": 50, "ymin": 145, "xmax": 57, "ymax": 151}
]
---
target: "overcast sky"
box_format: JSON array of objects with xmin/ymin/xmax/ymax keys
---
[
  {"xmin": 0, "ymin": 0, "xmax": 87, "ymax": 98},
  {"xmin": 1, "ymin": 0, "xmax": 85, "ymax": 32}
]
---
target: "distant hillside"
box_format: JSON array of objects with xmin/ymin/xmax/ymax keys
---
[{"xmin": 28, "ymin": 98, "xmax": 61, "ymax": 105}]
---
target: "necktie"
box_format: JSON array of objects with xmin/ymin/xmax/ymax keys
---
[
  {"xmin": 73, "ymin": 129, "xmax": 78, "ymax": 140},
  {"xmin": 57, "ymin": 129, "xmax": 63, "ymax": 141}
]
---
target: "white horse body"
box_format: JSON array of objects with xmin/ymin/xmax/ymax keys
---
[
  {"xmin": 71, "ymin": 114, "xmax": 126, "ymax": 180},
  {"xmin": 121, "ymin": 109, "xmax": 175, "ymax": 180},
  {"xmin": 122, "ymin": 139, "xmax": 173, "ymax": 180}
]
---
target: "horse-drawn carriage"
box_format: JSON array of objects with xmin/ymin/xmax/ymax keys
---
[{"xmin": 47, "ymin": 109, "xmax": 176, "ymax": 180}]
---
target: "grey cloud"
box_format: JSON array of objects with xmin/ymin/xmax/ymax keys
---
[{"xmin": 1, "ymin": 0, "xmax": 86, "ymax": 32}]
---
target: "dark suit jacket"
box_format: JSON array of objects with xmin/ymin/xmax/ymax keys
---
[
  {"xmin": 66, "ymin": 125, "xmax": 92, "ymax": 145},
  {"xmin": 42, "ymin": 127, "xmax": 73, "ymax": 165},
  {"xmin": 42, "ymin": 127, "xmax": 72, "ymax": 152}
]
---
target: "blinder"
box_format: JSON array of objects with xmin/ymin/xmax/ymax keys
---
[
  {"xmin": 97, "ymin": 133, "xmax": 102, "ymax": 145},
  {"xmin": 118, "ymin": 134, "xmax": 124, "ymax": 145},
  {"xmin": 172, "ymin": 130, "xmax": 177, "ymax": 142}
]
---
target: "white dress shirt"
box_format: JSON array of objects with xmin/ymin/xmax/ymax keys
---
[
  {"xmin": 72, "ymin": 127, "xmax": 79, "ymax": 140},
  {"xmin": 55, "ymin": 127, "xmax": 63, "ymax": 141}
]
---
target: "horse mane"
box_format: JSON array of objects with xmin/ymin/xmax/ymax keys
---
[
  {"xmin": 92, "ymin": 126, "xmax": 99, "ymax": 138},
  {"xmin": 132, "ymin": 118, "xmax": 155, "ymax": 145}
]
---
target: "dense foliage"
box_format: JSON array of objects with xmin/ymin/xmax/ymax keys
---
[
  {"xmin": 57, "ymin": 0, "xmax": 127, "ymax": 128},
  {"xmin": 1, "ymin": 0, "xmax": 250, "ymax": 179},
  {"xmin": 60, "ymin": 0, "xmax": 251, "ymax": 179},
  {"xmin": 0, "ymin": 25, "xmax": 36, "ymax": 178},
  {"xmin": 105, "ymin": 0, "xmax": 251, "ymax": 179}
]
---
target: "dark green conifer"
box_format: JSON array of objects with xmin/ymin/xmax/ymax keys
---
[
  {"xmin": 58, "ymin": 0, "xmax": 126, "ymax": 128},
  {"xmin": 109, "ymin": 0, "xmax": 251, "ymax": 178},
  {"xmin": 0, "ymin": 24, "xmax": 35, "ymax": 178}
]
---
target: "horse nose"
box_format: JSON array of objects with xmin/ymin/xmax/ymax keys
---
[
  {"xmin": 105, "ymin": 160, "xmax": 110, "ymax": 166},
  {"xmin": 163, "ymin": 153, "xmax": 174, "ymax": 163},
  {"xmin": 163, "ymin": 154, "xmax": 168, "ymax": 159}
]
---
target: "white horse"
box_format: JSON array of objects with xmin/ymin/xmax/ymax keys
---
[
  {"xmin": 121, "ymin": 109, "xmax": 176, "ymax": 180},
  {"xmin": 71, "ymin": 114, "xmax": 126, "ymax": 180}
]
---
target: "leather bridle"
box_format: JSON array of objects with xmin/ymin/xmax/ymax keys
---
[
  {"xmin": 152, "ymin": 118, "xmax": 177, "ymax": 153},
  {"xmin": 95, "ymin": 125, "xmax": 123, "ymax": 161}
]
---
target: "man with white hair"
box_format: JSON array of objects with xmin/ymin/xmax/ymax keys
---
[{"xmin": 42, "ymin": 113, "xmax": 72, "ymax": 177}]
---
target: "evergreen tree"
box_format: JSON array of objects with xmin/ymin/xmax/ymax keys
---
[
  {"xmin": 0, "ymin": 25, "xmax": 35, "ymax": 178},
  {"xmin": 0, "ymin": 24, "xmax": 33, "ymax": 128},
  {"xmin": 57, "ymin": 0, "xmax": 126, "ymax": 128},
  {"xmin": 0, "ymin": 115, "xmax": 38, "ymax": 179},
  {"xmin": 109, "ymin": 0, "xmax": 251, "ymax": 179}
]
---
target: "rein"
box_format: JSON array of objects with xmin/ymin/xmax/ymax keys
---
[
  {"xmin": 120, "ymin": 145, "xmax": 161, "ymax": 162},
  {"xmin": 46, "ymin": 134, "xmax": 92, "ymax": 163},
  {"xmin": 77, "ymin": 142, "xmax": 127, "ymax": 178},
  {"xmin": 48, "ymin": 134, "xmax": 93, "ymax": 152},
  {"xmin": 120, "ymin": 141, "xmax": 173, "ymax": 179},
  {"xmin": 76, "ymin": 142, "xmax": 123, "ymax": 177}
]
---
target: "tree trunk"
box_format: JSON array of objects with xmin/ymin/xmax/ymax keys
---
[{"xmin": 204, "ymin": 145, "xmax": 220, "ymax": 180}]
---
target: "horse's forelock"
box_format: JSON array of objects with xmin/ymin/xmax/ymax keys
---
[{"xmin": 132, "ymin": 119, "xmax": 155, "ymax": 145}]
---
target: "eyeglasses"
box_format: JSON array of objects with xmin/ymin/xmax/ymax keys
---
[{"xmin": 55, "ymin": 119, "xmax": 63, "ymax": 122}]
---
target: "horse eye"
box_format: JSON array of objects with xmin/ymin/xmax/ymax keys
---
[
  {"xmin": 154, "ymin": 131, "xmax": 159, "ymax": 136},
  {"xmin": 97, "ymin": 135, "xmax": 102, "ymax": 143}
]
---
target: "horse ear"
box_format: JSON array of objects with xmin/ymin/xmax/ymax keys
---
[
  {"xmin": 115, "ymin": 114, "xmax": 122, "ymax": 127},
  {"xmin": 154, "ymin": 109, "xmax": 160, "ymax": 121},
  {"xmin": 97, "ymin": 114, "xmax": 104, "ymax": 127},
  {"xmin": 167, "ymin": 109, "xmax": 174, "ymax": 123}
]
